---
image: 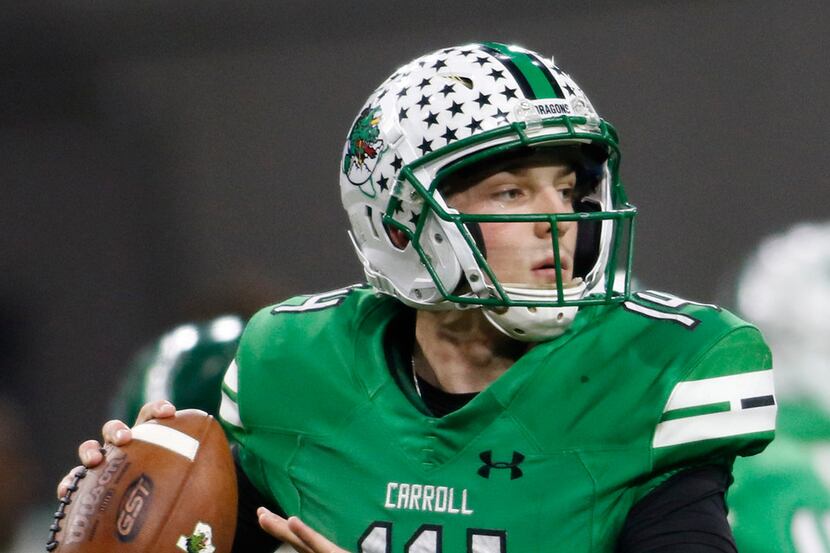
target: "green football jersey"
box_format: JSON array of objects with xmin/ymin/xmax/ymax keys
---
[
  {"xmin": 220, "ymin": 286, "xmax": 775, "ymax": 553},
  {"xmin": 111, "ymin": 315, "xmax": 244, "ymax": 423},
  {"xmin": 729, "ymin": 401, "xmax": 830, "ymax": 552}
]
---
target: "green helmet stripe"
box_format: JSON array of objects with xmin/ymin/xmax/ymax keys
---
[{"xmin": 480, "ymin": 42, "xmax": 563, "ymax": 99}]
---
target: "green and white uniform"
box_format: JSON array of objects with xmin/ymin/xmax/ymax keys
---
[
  {"xmin": 111, "ymin": 315, "xmax": 243, "ymax": 423},
  {"xmin": 220, "ymin": 286, "xmax": 775, "ymax": 552},
  {"xmin": 729, "ymin": 401, "xmax": 830, "ymax": 552}
]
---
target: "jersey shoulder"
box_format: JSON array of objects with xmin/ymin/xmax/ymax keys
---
[
  {"xmin": 220, "ymin": 285, "xmax": 393, "ymax": 434},
  {"xmin": 614, "ymin": 290, "xmax": 775, "ymax": 470}
]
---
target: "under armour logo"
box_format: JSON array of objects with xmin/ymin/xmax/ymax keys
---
[{"xmin": 477, "ymin": 450, "xmax": 525, "ymax": 480}]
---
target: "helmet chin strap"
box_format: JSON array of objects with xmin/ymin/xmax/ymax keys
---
[{"xmin": 482, "ymin": 279, "xmax": 586, "ymax": 342}]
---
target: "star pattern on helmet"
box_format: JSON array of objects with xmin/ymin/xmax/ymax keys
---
[
  {"xmin": 500, "ymin": 85, "xmax": 517, "ymax": 100},
  {"xmin": 409, "ymin": 211, "xmax": 421, "ymax": 225},
  {"xmin": 447, "ymin": 100, "xmax": 464, "ymax": 116},
  {"xmin": 437, "ymin": 83, "xmax": 455, "ymax": 97},
  {"xmin": 377, "ymin": 175, "xmax": 389, "ymax": 192},
  {"xmin": 488, "ymin": 68, "xmax": 505, "ymax": 81},
  {"xmin": 441, "ymin": 126, "xmax": 458, "ymax": 142},
  {"xmin": 352, "ymin": 44, "xmax": 596, "ymax": 224},
  {"xmin": 418, "ymin": 137, "xmax": 434, "ymax": 155},
  {"xmin": 466, "ymin": 116, "xmax": 483, "ymax": 132}
]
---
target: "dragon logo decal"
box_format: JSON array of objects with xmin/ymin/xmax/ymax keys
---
[
  {"xmin": 176, "ymin": 521, "xmax": 215, "ymax": 553},
  {"xmin": 343, "ymin": 106, "xmax": 384, "ymax": 193}
]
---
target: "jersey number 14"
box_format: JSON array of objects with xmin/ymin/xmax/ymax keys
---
[{"xmin": 360, "ymin": 522, "xmax": 506, "ymax": 553}]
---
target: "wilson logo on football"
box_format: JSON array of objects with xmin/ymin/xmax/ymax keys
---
[{"xmin": 64, "ymin": 451, "xmax": 127, "ymax": 545}]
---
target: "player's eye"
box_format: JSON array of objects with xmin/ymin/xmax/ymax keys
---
[
  {"xmin": 557, "ymin": 181, "xmax": 576, "ymax": 203},
  {"xmin": 493, "ymin": 187, "xmax": 523, "ymax": 201}
]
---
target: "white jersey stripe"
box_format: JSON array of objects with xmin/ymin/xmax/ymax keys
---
[
  {"xmin": 653, "ymin": 405, "xmax": 776, "ymax": 448},
  {"xmin": 223, "ymin": 360, "xmax": 239, "ymax": 394},
  {"xmin": 219, "ymin": 390, "xmax": 244, "ymax": 429},
  {"xmin": 132, "ymin": 422, "xmax": 200, "ymax": 461},
  {"xmin": 663, "ymin": 370, "xmax": 774, "ymax": 412},
  {"xmin": 622, "ymin": 301, "xmax": 697, "ymax": 328}
]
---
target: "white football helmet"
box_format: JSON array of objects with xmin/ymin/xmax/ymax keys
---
[
  {"xmin": 736, "ymin": 221, "xmax": 830, "ymax": 410},
  {"xmin": 340, "ymin": 43, "xmax": 636, "ymax": 340}
]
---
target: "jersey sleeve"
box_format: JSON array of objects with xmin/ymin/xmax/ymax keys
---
[
  {"xmin": 218, "ymin": 305, "xmax": 297, "ymax": 510},
  {"xmin": 651, "ymin": 325, "xmax": 776, "ymax": 472},
  {"xmin": 217, "ymin": 288, "xmax": 375, "ymax": 513}
]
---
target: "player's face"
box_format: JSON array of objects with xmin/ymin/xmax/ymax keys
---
[{"xmin": 445, "ymin": 156, "xmax": 578, "ymax": 288}]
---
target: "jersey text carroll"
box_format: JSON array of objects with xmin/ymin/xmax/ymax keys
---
[{"xmin": 384, "ymin": 482, "xmax": 474, "ymax": 515}]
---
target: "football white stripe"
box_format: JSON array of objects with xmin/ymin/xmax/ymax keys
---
[
  {"xmin": 219, "ymin": 390, "xmax": 244, "ymax": 429},
  {"xmin": 653, "ymin": 405, "xmax": 776, "ymax": 448},
  {"xmin": 663, "ymin": 370, "xmax": 774, "ymax": 412},
  {"xmin": 223, "ymin": 360, "xmax": 239, "ymax": 394},
  {"xmin": 131, "ymin": 423, "xmax": 200, "ymax": 461}
]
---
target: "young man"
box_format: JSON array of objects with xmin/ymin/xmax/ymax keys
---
[{"xmin": 61, "ymin": 43, "xmax": 775, "ymax": 552}]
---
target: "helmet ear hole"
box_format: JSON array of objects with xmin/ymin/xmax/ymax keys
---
[{"xmin": 385, "ymin": 225, "xmax": 410, "ymax": 250}]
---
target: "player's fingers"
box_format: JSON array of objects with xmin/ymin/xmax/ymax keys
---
[
  {"xmin": 135, "ymin": 399, "xmax": 176, "ymax": 425},
  {"xmin": 257, "ymin": 508, "xmax": 314, "ymax": 553},
  {"xmin": 287, "ymin": 515, "xmax": 348, "ymax": 553},
  {"xmin": 56, "ymin": 465, "xmax": 86, "ymax": 498},
  {"xmin": 78, "ymin": 439, "xmax": 105, "ymax": 466},
  {"xmin": 101, "ymin": 419, "xmax": 132, "ymax": 446}
]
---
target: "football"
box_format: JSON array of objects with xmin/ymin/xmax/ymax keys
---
[{"xmin": 48, "ymin": 409, "xmax": 237, "ymax": 553}]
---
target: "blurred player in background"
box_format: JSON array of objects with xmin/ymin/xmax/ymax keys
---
[
  {"xmin": 111, "ymin": 315, "xmax": 245, "ymax": 423},
  {"xmin": 110, "ymin": 275, "xmax": 287, "ymax": 423},
  {"xmin": 64, "ymin": 42, "xmax": 776, "ymax": 552},
  {"xmin": 727, "ymin": 221, "xmax": 830, "ymax": 552}
]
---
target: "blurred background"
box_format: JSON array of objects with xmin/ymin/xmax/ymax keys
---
[{"xmin": 1, "ymin": 0, "xmax": 828, "ymax": 542}]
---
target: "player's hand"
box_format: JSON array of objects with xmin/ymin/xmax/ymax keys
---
[
  {"xmin": 258, "ymin": 507, "xmax": 349, "ymax": 553},
  {"xmin": 55, "ymin": 399, "xmax": 177, "ymax": 498}
]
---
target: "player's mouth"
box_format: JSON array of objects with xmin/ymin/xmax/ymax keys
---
[{"xmin": 530, "ymin": 256, "xmax": 572, "ymax": 283}]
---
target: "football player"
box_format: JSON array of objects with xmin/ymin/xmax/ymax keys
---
[
  {"xmin": 110, "ymin": 315, "xmax": 245, "ymax": 424},
  {"xmin": 61, "ymin": 43, "xmax": 776, "ymax": 552},
  {"xmin": 726, "ymin": 221, "xmax": 830, "ymax": 552}
]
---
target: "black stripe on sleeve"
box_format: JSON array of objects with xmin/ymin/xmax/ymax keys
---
[{"xmin": 741, "ymin": 395, "xmax": 776, "ymax": 409}]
